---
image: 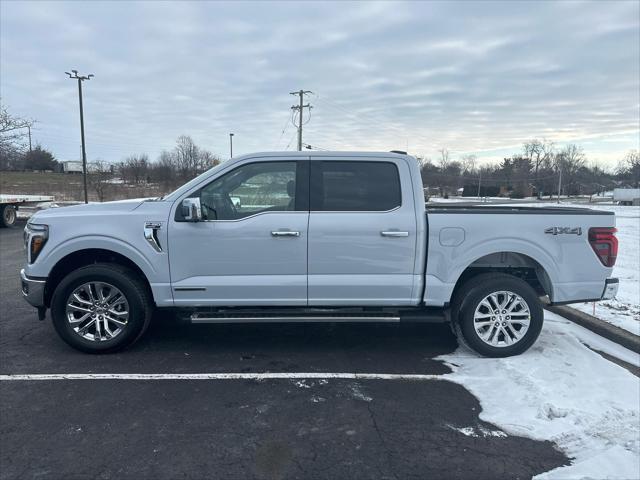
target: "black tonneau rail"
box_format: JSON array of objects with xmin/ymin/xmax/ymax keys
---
[{"xmin": 425, "ymin": 204, "xmax": 614, "ymax": 215}]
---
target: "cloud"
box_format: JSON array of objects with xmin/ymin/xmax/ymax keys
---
[{"xmin": 0, "ymin": 0, "xmax": 638, "ymax": 166}]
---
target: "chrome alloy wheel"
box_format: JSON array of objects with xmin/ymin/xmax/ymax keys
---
[
  {"xmin": 65, "ymin": 282, "xmax": 129, "ymax": 341},
  {"xmin": 473, "ymin": 290, "xmax": 531, "ymax": 347}
]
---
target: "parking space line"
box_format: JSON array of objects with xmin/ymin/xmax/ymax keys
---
[{"xmin": 0, "ymin": 372, "xmax": 444, "ymax": 381}]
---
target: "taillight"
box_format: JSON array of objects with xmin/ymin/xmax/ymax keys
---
[{"xmin": 588, "ymin": 227, "xmax": 618, "ymax": 267}]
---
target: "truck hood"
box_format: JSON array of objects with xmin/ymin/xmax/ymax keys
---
[{"xmin": 29, "ymin": 198, "xmax": 153, "ymax": 222}]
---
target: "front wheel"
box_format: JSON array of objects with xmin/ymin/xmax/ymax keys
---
[
  {"xmin": 50, "ymin": 264, "xmax": 152, "ymax": 353},
  {"xmin": 452, "ymin": 273, "xmax": 543, "ymax": 357}
]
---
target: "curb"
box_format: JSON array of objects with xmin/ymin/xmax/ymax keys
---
[{"xmin": 545, "ymin": 304, "xmax": 640, "ymax": 354}]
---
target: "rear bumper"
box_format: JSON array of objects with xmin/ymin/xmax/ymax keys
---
[
  {"xmin": 549, "ymin": 277, "xmax": 619, "ymax": 305},
  {"xmin": 601, "ymin": 278, "xmax": 619, "ymax": 301},
  {"xmin": 20, "ymin": 269, "xmax": 46, "ymax": 308}
]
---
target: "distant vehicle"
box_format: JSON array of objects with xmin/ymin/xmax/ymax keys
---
[
  {"xmin": 60, "ymin": 161, "xmax": 112, "ymax": 174},
  {"xmin": 0, "ymin": 194, "xmax": 54, "ymax": 227},
  {"xmin": 21, "ymin": 152, "xmax": 619, "ymax": 357},
  {"xmin": 60, "ymin": 161, "xmax": 83, "ymax": 174},
  {"xmin": 613, "ymin": 188, "xmax": 640, "ymax": 206}
]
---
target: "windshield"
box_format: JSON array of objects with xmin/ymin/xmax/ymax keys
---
[{"xmin": 161, "ymin": 161, "xmax": 229, "ymax": 202}]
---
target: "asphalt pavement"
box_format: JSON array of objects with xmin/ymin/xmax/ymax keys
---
[{"xmin": 0, "ymin": 222, "xmax": 568, "ymax": 479}]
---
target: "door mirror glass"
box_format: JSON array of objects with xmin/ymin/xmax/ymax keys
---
[{"xmin": 182, "ymin": 198, "xmax": 202, "ymax": 222}]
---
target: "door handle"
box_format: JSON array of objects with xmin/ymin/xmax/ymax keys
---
[
  {"xmin": 381, "ymin": 231, "xmax": 409, "ymax": 237},
  {"xmin": 271, "ymin": 231, "xmax": 300, "ymax": 237}
]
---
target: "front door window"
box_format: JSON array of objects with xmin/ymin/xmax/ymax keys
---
[{"xmin": 200, "ymin": 161, "xmax": 297, "ymax": 220}]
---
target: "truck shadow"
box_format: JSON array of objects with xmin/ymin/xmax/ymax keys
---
[{"xmin": 135, "ymin": 310, "xmax": 458, "ymax": 375}]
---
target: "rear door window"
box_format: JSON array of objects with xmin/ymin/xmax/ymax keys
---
[{"xmin": 310, "ymin": 161, "xmax": 401, "ymax": 211}]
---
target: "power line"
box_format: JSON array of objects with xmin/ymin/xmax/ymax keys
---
[
  {"xmin": 274, "ymin": 113, "xmax": 292, "ymax": 150},
  {"xmin": 302, "ymin": 143, "xmax": 330, "ymax": 151},
  {"xmin": 284, "ymin": 131, "xmax": 297, "ymax": 151},
  {"xmin": 290, "ymin": 90, "xmax": 312, "ymax": 151}
]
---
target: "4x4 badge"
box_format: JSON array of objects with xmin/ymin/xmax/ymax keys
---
[{"xmin": 544, "ymin": 227, "xmax": 582, "ymax": 235}]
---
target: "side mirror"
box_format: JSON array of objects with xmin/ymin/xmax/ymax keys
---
[{"xmin": 181, "ymin": 197, "xmax": 202, "ymax": 222}]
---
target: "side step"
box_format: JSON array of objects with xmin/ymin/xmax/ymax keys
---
[
  {"xmin": 187, "ymin": 307, "xmax": 447, "ymax": 324},
  {"xmin": 190, "ymin": 313, "xmax": 401, "ymax": 324}
]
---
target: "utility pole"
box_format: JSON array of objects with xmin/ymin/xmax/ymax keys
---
[
  {"xmin": 477, "ymin": 168, "xmax": 482, "ymax": 200},
  {"xmin": 290, "ymin": 90, "xmax": 312, "ymax": 151},
  {"xmin": 556, "ymin": 158, "xmax": 563, "ymax": 204},
  {"xmin": 229, "ymin": 133, "xmax": 234, "ymax": 158},
  {"xmin": 27, "ymin": 125, "xmax": 32, "ymax": 152},
  {"xmin": 66, "ymin": 70, "xmax": 94, "ymax": 204}
]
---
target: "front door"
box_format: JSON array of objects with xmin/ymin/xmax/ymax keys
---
[{"xmin": 168, "ymin": 159, "xmax": 309, "ymax": 306}]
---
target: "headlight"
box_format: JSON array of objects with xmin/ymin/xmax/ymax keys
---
[{"xmin": 24, "ymin": 223, "xmax": 49, "ymax": 264}]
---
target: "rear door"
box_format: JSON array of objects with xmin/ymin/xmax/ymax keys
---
[{"xmin": 307, "ymin": 157, "xmax": 417, "ymax": 306}]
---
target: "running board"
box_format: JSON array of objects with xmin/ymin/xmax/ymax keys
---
[
  {"xmin": 190, "ymin": 314, "xmax": 401, "ymax": 324},
  {"xmin": 187, "ymin": 307, "xmax": 448, "ymax": 324}
]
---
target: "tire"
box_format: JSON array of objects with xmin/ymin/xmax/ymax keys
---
[
  {"xmin": 50, "ymin": 263, "xmax": 153, "ymax": 353},
  {"xmin": 0, "ymin": 205, "xmax": 17, "ymax": 228},
  {"xmin": 451, "ymin": 273, "xmax": 543, "ymax": 357}
]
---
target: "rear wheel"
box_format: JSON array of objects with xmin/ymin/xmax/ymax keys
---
[
  {"xmin": 452, "ymin": 273, "xmax": 543, "ymax": 357},
  {"xmin": 0, "ymin": 205, "xmax": 17, "ymax": 228},
  {"xmin": 51, "ymin": 264, "xmax": 152, "ymax": 353}
]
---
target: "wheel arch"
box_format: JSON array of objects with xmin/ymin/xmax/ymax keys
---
[
  {"xmin": 450, "ymin": 251, "xmax": 553, "ymax": 306},
  {"xmin": 44, "ymin": 248, "xmax": 154, "ymax": 308}
]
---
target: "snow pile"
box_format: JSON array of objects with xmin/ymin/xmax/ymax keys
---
[
  {"xmin": 440, "ymin": 311, "xmax": 640, "ymax": 479},
  {"xmin": 572, "ymin": 204, "xmax": 640, "ymax": 336}
]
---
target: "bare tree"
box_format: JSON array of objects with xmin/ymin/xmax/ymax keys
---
[
  {"xmin": 88, "ymin": 160, "xmax": 113, "ymax": 202},
  {"xmin": 438, "ymin": 148, "xmax": 450, "ymax": 171},
  {"xmin": 620, "ymin": 150, "xmax": 640, "ymax": 188},
  {"xmin": 0, "ymin": 103, "xmax": 34, "ymax": 170},
  {"xmin": 174, "ymin": 135, "xmax": 200, "ymax": 179},
  {"xmin": 524, "ymin": 138, "xmax": 554, "ymax": 198},
  {"xmin": 199, "ymin": 150, "xmax": 221, "ymax": 170},
  {"xmin": 460, "ymin": 154, "xmax": 477, "ymax": 174},
  {"xmin": 556, "ymin": 144, "xmax": 586, "ymax": 196},
  {"xmin": 120, "ymin": 153, "xmax": 149, "ymax": 184},
  {"xmin": 152, "ymin": 150, "xmax": 178, "ymax": 189}
]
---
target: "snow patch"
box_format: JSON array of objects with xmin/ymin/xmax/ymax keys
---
[
  {"xmin": 447, "ymin": 425, "xmax": 507, "ymax": 438},
  {"xmin": 292, "ymin": 379, "xmax": 312, "ymax": 389},
  {"xmin": 440, "ymin": 311, "xmax": 640, "ymax": 479},
  {"xmin": 349, "ymin": 383, "xmax": 373, "ymax": 402}
]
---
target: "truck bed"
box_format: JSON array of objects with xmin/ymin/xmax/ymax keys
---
[{"xmin": 425, "ymin": 204, "xmax": 614, "ymax": 216}]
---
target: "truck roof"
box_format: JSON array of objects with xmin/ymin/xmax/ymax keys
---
[{"xmin": 232, "ymin": 151, "xmax": 414, "ymax": 161}]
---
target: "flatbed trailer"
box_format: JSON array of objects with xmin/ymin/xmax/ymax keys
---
[{"xmin": 0, "ymin": 194, "xmax": 54, "ymax": 227}]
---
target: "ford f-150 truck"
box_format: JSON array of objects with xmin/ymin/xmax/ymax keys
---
[{"xmin": 20, "ymin": 151, "xmax": 619, "ymax": 356}]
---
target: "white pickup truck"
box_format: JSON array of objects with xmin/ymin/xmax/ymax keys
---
[{"xmin": 20, "ymin": 152, "xmax": 619, "ymax": 356}]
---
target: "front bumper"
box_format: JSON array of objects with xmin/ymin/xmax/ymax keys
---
[
  {"xmin": 601, "ymin": 278, "xmax": 619, "ymax": 301},
  {"xmin": 20, "ymin": 269, "xmax": 46, "ymax": 308}
]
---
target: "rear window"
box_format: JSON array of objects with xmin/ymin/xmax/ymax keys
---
[{"xmin": 311, "ymin": 161, "xmax": 401, "ymax": 211}]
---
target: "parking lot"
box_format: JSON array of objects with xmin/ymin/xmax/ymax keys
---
[{"xmin": 0, "ymin": 222, "xmax": 569, "ymax": 479}]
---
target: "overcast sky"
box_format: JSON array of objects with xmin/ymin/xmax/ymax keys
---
[{"xmin": 1, "ymin": 0, "xmax": 638, "ymax": 167}]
